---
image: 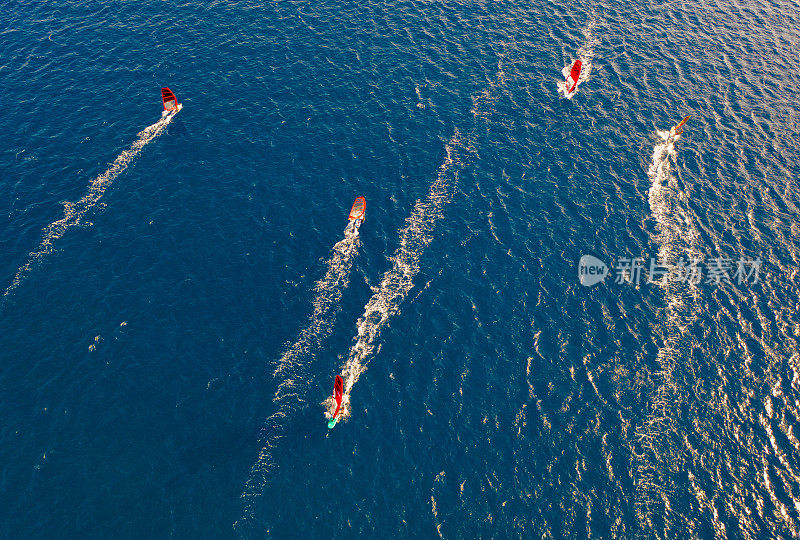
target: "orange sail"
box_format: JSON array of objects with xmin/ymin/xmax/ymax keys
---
[
  {"xmin": 348, "ymin": 196, "xmax": 366, "ymax": 221},
  {"xmin": 161, "ymin": 87, "xmax": 179, "ymax": 112},
  {"xmin": 672, "ymin": 115, "xmax": 691, "ymax": 135}
]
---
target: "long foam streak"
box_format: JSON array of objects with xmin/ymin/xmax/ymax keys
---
[
  {"xmin": 236, "ymin": 222, "xmax": 361, "ymax": 532},
  {"xmin": 328, "ymin": 129, "xmax": 465, "ymax": 422},
  {"xmin": 559, "ymin": 19, "xmax": 599, "ymax": 99},
  {"xmin": 634, "ymin": 130, "xmax": 700, "ymax": 537},
  {"xmin": 3, "ymin": 112, "xmax": 179, "ymax": 300}
]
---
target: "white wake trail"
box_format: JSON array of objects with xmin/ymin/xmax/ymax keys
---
[
  {"xmin": 236, "ymin": 221, "xmax": 361, "ymax": 531},
  {"xmin": 634, "ymin": 129, "xmax": 700, "ymax": 537},
  {"xmin": 647, "ymin": 131, "xmax": 701, "ymax": 262},
  {"xmin": 3, "ymin": 112, "xmax": 179, "ymax": 300},
  {"xmin": 274, "ymin": 222, "xmax": 362, "ymax": 380}
]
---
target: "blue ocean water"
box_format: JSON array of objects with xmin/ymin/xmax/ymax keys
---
[{"xmin": 2, "ymin": 0, "xmax": 800, "ymax": 537}]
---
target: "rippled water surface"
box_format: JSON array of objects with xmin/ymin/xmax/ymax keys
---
[{"xmin": 2, "ymin": 0, "xmax": 800, "ymax": 537}]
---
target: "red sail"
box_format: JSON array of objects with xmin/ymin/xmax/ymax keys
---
[
  {"xmin": 348, "ymin": 197, "xmax": 366, "ymax": 221},
  {"xmin": 332, "ymin": 375, "xmax": 344, "ymax": 419},
  {"xmin": 566, "ymin": 60, "xmax": 582, "ymax": 93},
  {"xmin": 161, "ymin": 87, "xmax": 178, "ymax": 112}
]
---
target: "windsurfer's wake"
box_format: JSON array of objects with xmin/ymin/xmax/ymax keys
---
[
  {"xmin": 558, "ymin": 19, "xmax": 599, "ymax": 98},
  {"xmin": 2, "ymin": 90, "xmax": 182, "ymax": 302},
  {"xmin": 633, "ymin": 118, "xmax": 700, "ymax": 535},
  {"xmin": 236, "ymin": 200, "xmax": 363, "ymax": 531}
]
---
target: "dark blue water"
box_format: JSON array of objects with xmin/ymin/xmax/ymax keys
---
[{"xmin": 3, "ymin": 0, "xmax": 800, "ymax": 537}]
